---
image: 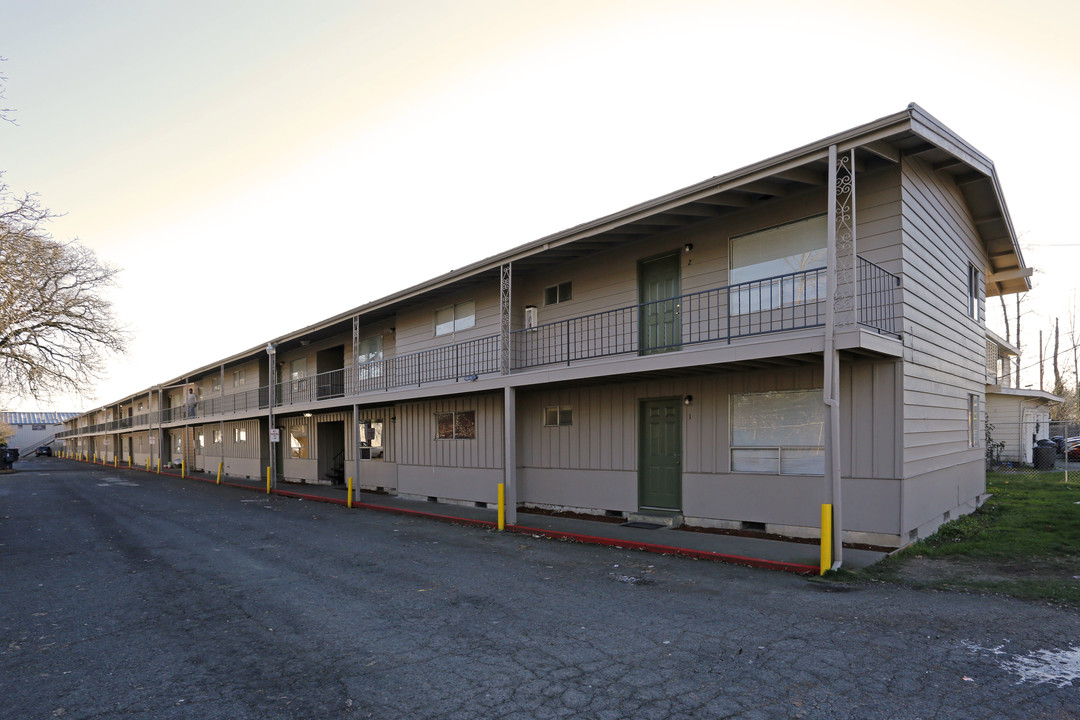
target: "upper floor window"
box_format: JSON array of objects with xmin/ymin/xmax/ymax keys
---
[
  {"xmin": 233, "ymin": 369, "xmax": 246, "ymax": 388},
  {"xmin": 730, "ymin": 216, "xmax": 826, "ymax": 312},
  {"xmin": 435, "ymin": 301, "xmax": 475, "ymax": 336},
  {"xmin": 212, "ymin": 375, "xmax": 222, "ymax": 392},
  {"xmin": 968, "ymin": 264, "xmax": 980, "ymax": 320},
  {"xmin": 544, "ymin": 282, "xmax": 572, "ymax": 306}
]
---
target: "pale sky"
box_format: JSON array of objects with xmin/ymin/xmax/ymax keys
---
[{"xmin": 2, "ymin": 0, "xmax": 1079, "ymax": 411}]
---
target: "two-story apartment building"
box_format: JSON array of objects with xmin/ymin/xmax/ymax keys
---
[{"xmin": 60, "ymin": 104, "xmax": 1032, "ymax": 559}]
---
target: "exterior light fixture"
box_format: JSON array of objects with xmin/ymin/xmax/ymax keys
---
[
  {"xmin": 684, "ymin": 395, "xmax": 693, "ymax": 406},
  {"xmin": 684, "ymin": 243, "xmax": 693, "ymax": 253}
]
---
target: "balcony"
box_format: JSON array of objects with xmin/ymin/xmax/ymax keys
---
[{"xmin": 63, "ymin": 258, "xmax": 899, "ymax": 435}]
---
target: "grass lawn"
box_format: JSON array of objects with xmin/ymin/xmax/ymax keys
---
[{"xmin": 860, "ymin": 471, "xmax": 1080, "ymax": 606}]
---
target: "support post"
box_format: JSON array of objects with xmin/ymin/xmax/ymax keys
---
[
  {"xmin": 217, "ymin": 461, "xmax": 223, "ymax": 484},
  {"xmin": 500, "ymin": 263, "xmax": 512, "ymax": 375},
  {"xmin": 498, "ymin": 483, "xmax": 506, "ymax": 531},
  {"xmin": 348, "ymin": 477, "xmax": 354, "ymax": 509},
  {"xmin": 266, "ymin": 343, "xmax": 277, "ymax": 489},
  {"xmin": 181, "ymin": 459, "xmax": 186, "ymax": 478},
  {"xmin": 266, "ymin": 466, "xmax": 271, "ymax": 494},
  {"xmin": 820, "ymin": 504, "xmax": 833, "ymax": 575},
  {"xmin": 503, "ymin": 386, "xmax": 517, "ymax": 525}
]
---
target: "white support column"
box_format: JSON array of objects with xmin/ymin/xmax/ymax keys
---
[
  {"xmin": 503, "ymin": 386, "xmax": 517, "ymax": 525},
  {"xmin": 825, "ymin": 144, "xmax": 853, "ymax": 569},
  {"xmin": 352, "ymin": 404, "xmax": 360, "ymax": 498}
]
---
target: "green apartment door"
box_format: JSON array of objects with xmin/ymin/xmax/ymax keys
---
[
  {"xmin": 639, "ymin": 253, "xmax": 681, "ymax": 355},
  {"xmin": 639, "ymin": 399, "xmax": 682, "ymax": 511}
]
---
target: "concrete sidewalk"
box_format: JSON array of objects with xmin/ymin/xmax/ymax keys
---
[{"xmin": 76, "ymin": 457, "xmax": 887, "ymax": 574}]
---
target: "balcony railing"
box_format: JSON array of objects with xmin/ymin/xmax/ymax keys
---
[{"xmin": 59, "ymin": 259, "xmax": 900, "ymax": 435}]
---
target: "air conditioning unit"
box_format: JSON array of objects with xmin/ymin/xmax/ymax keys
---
[{"xmin": 524, "ymin": 305, "xmax": 538, "ymax": 329}]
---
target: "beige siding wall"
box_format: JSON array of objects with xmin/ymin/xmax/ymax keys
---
[
  {"xmin": 513, "ymin": 167, "xmax": 901, "ymax": 336},
  {"xmin": 898, "ymin": 155, "xmax": 988, "ymax": 530},
  {"xmin": 395, "ymin": 393, "xmax": 504, "ymax": 502},
  {"xmin": 517, "ymin": 362, "xmax": 900, "ymax": 535},
  {"xmin": 393, "ymin": 285, "xmax": 501, "ymax": 358}
]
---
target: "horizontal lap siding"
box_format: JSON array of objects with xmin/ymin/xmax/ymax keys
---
[
  {"xmin": 394, "ymin": 286, "xmax": 501, "ymax": 358},
  {"xmin": 899, "ymin": 156, "xmax": 986, "ymax": 500}
]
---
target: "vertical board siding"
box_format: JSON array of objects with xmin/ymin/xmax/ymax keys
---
[
  {"xmin": 396, "ymin": 393, "xmax": 503, "ymax": 469},
  {"xmin": 899, "ymin": 156, "xmax": 987, "ymax": 488}
]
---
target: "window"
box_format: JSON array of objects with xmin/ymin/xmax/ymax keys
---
[
  {"xmin": 233, "ymin": 369, "xmax": 246, "ymax": 388},
  {"xmin": 544, "ymin": 281, "xmax": 572, "ymax": 306},
  {"xmin": 197, "ymin": 433, "xmax": 205, "ymax": 449},
  {"xmin": 357, "ymin": 335, "xmax": 383, "ymax": 380},
  {"xmin": 968, "ymin": 264, "xmax": 980, "ymax": 320},
  {"xmin": 544, "ymin": 406, "xmax": 573, "ymax": 426},
  {"xmin": 968, "ymin": 394, "xmax": 980, "ymax": 448},
  {"xmin": 289, "ymin": 426, "xmax": 308, "ymax": 459},
  {"xmin": 435, "ymin": 301, "xmax": 476, "ymax": 336},
  {"xmin": 213, "ymin": 429, "xmax": 222, "ymax": 444},
  {"xmin": 731, "ymin": 389, "xmax": 824, "ymax": 475},
  {"xmin": 234, "ymin": 427, "xmax": 247, "ymax": 443},
  {"xmin": 730, "ymin": 216, "xmax": 827, "ymax": 312},
  {"xmin": 290, "ymin": 358, "xmax": 307, "ymax": 392},
  {"xmin": 435, "ymin": 410, "xmax": 476, "ymax": 439},
  {"xmin": 358, "ymin": 419, "xmax": 384, "ymax": 459},
  {"xmin": 212, "ymin": 375, "xmax": 222, "ymax": 392}
]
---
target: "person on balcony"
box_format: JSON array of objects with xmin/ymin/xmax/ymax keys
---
[{"xmin": 185, "ymin": 387, "xmax": 197, "ymax": 419}]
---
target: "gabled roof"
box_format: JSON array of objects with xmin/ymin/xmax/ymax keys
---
[{"xmin": 110, "ymin": 104, "xmax": 1030, "ymax": 403}]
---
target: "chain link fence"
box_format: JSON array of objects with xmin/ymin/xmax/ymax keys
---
[{"xmin": 986, "ymin": 417, "xmax": 1078, "ymax": 480}]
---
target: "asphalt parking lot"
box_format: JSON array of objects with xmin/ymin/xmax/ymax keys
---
[{"xmin": 2, "ymin": 457, "xmax": 1078, "ymax": 719}]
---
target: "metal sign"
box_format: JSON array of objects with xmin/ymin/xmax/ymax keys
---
[{"xmin": 270, "ymin": 428, "xmax": 280, "ymax": 443}]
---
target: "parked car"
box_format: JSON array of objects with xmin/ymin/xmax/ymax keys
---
[
  {"xmin": 1067, "ymin": 438, "xmax": 1080, "ymax": 461},
  {"xmin": 35, "ymin": 446, "xmax": 52, "ymax": 457}
]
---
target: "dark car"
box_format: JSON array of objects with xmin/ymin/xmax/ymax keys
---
[
  {"xmin": 35, "ymin": 446, "xmax": 52, "ymax": 457},
  {"xmin": 1068, "ymin": 438, "xmax": 1080, "ymax": 462}
]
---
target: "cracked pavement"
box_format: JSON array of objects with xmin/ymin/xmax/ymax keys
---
[{"xmin": 2, "ymin": 457, "xmax": 1078, "ymax": 719}]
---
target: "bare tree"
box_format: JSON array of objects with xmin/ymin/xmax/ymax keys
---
[
  {"xmin": 0, "ymin": 181, "xmax": 127, "ymax": 402},
  {"xmin": 0, "ymin": 57, "xmax": 14, "ymax": 124},
  {"xmin": 1053, "ymin": 317, "xmax": 1063, "ymax": 396}
]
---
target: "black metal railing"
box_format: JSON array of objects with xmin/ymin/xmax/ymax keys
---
[
  {"xmin": 513, "ymin": 266, "xmax": 827, "ymax": 369},
  {"xmin": 61, "ymin": 258, "xmax": 899, "ymax": 432},
  {"xmin": 857, "ymin": 257, "xmax": 901, "ymax": 336}
]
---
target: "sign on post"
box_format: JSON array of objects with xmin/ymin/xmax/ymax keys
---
[{"xmin": 269, "ymin": 429, "xmax": 280, "ymax": 443}]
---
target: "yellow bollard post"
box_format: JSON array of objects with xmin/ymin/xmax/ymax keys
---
[
  {"xmin": 347, "ymin": 477, "xmax": 353, "ymax": 508},
  {"xmin": 114, "ymin": 456, "xmax": 118, "ymax": 468},
  {"xmin": 127, "ymin": 456, "xmax": 132, "ymax": 469},
  {"xmin": 216, "ymin": 461, "xmax": 223, "ymax": 485},
  {"xmin": 146, "ymin": 458, "xmax": 150, "ymax": 472},
  {"xmin": 266, "ymin": 466, "xmax": 271, "ymax": 494},
  {"xmin": 820, "ymin": 504, "xmax": 833, "ymax": 576},
  {"xmin": 157, "ymin": 459, "xmax": 161, "ymax": 474},
  {"xmin": 498, "ymin": 483, "xmax": 506, "ymax": 531},
  {"xmin": 181, "ymin": 459, "xmax": 186, "ymax": 478}
]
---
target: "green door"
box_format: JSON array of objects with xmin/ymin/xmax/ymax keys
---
[
  {"xmin": 639, "ymin": 399, "xmax": 682, "ymax": 511},
  {"xmin": 639, "ymin": 253, "xmax": 681, "ymax": 355}
]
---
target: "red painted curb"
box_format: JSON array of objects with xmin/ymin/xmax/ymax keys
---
[{"xmin": 70, "ymin": 457, "xmax": 818, "ymax": 575}]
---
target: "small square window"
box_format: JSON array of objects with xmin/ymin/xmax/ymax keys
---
[
  {"xmin": 234, "ymin": 427, "xmax": 247, "ymax": 443},
  {"xmin": 544, "ymin": 406, "xmax": 573, "ymax": 426},
  {"xmin": 544, "ymin": 281, "xmax": 572, "ymax": 306},
  {"xmin": 435, "ymin": 410, "xmax": 476, "ymax": 439}
]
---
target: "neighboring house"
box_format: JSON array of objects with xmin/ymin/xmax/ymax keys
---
[
  {"xmin": 984, "ymin": 330, "xmax": 1061, "ymax": 465},
  {"xmin": 2, "ymin": 412, "xmax": 79, "ymax": 454},
  {"xmin": 60, "ymin": 104, "xmax": 1033, "ymax": 555}
]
